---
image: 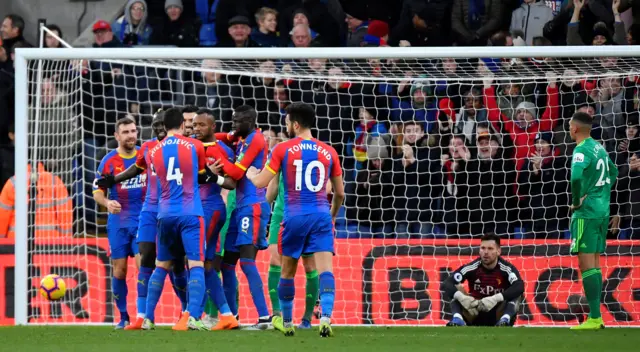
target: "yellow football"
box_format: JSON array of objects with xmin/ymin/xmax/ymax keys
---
[{"xmin": 39, "ymin": 274, "xmax": 66, "ymax": 301}]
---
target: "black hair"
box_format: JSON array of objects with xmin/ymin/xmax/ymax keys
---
[
  {"xmin": 286, "ymin": 103, "xmax": 316, "ymax": 129},
  {"xmin": 572, "ymin": 111, "xmax": 594, "ymax": 126},
  {"xmin": 480, "ymin": 233, "xmax": 501, "ymax": 247},
  {"xmin": 163, "ymin": 107, "xmax": 184, "ymax": 130},
  {"xmin": 196, "ymin": 108, "xmax": 216, "ymax": 123},
  {"xmin": 182, "ymin": 105, "xmax": 199, "ymax": 114},
  {"xmin": 233, "ymin": 105, "xmax": 258, "ymax": 123},
  {"xmin": 5, "ymin": 14, "xmax": 25, "ymax": 36}
]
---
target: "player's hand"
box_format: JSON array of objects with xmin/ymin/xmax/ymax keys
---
[
  {"xmin": 454, "ymin": 291, "xmax": 479, "ymax": 311},
  {"xmin": 208, "ymin": 160, "xmax": 223, "ymax": 176},
  {"xmin": 246, "ymin": 166, "xmax": 260, "ymax": 180},
  {"xmin": 570, "ymin": 195, "xmax": 587, "ymax": 212},
  {"xmin": 107, "ymin": 200, "xmax": 122, "ymax": 214},
  {"xmin": 610, "ymin": 215, "xmax": 620, "ymax": 235},
  {"xmin": 478, "ymin": 293, "xmax": 504, "ymax": 312},
  {"xmin": 96, "ymin": 174, "xmax": 116, "ymax": 189}
]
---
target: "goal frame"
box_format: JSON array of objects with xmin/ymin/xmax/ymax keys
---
[{"xmin": 13, "ymin": 45, "xmax": 640, "ymax": 326}]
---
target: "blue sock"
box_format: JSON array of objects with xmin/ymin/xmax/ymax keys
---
[
  {"xmin": 145, "ymin": 267, "xmax": 168, "ymax": 322},
  {"xmin": 112, "ymin": 277, "xmax": 129, "ymax": 322},
  {"xmin": 221, "ymin": 263, "xmax": 238, "ymax": 315},
  {"xmin": 206, "ymin": 269, "xmax": 231, "ymax": 315},
  {"xmin": 278, "ymin": 278, "xmax": 295, "ymax": 323},
  {"xmin": 240, "ymin": 258, "xmax": 269, "ymax": 318},
  {"xmin": 136, "ymin": 266, "xmax": 153, "ymax": 318},
  {"xmin": 187, "ymin": 267, "xmax": 206, "ymax": 319},
  {"xmin": 319, "ymin": 272, "xmax": 335, "ymax": 319},
  {"xmin": 170, "ymin": 270, "xmax": 188, "ymax": 312}
]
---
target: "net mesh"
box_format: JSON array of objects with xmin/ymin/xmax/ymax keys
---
[{"xmin": 20, "ymin": 40, "xmax": 640, "ymax": 326}]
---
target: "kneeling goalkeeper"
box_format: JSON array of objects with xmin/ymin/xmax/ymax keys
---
[{"xmin": 443, "ymin": 233, "xmax": 525, "ymax": 326}]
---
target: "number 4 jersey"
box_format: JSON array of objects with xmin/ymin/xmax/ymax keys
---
[
  {"xmin": 571, "ymin": 137, "xmax": 618, "ymax": 219},
  {"xmin": 149, "ymin": 134, "xmax": 207, "ymax": 219},
  {"xmin": 265, "ymin": 137, "xmax": 342, "ymax": 220}
]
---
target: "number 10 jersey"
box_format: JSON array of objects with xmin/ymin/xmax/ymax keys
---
[{"xmin": 266, "ymin": 137, "xmax": 342, "ymax": 221}]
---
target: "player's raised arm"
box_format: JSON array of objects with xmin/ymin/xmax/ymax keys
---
[{"xmin": 223, "ymin": 132, "xmax": 268, "ymax": 181}]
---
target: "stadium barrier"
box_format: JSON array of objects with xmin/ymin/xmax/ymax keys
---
[{"xmin": 1, "ymin": 238, "xmax": 638, "ymax": 326}]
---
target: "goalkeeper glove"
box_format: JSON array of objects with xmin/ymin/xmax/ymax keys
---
[
  {"xmin": 454, "ymin": 291, "xmax": 479, "ymax": 312},
  {"xmin": 478, "ymin": 293, "xmax": 504, "ymax": 312},
  {"xmin": 96, "ymin": 174, "xmax": 116, "ymax": 189}
]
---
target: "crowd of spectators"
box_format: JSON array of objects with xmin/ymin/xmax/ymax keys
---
[{"xmin": 0, "ymin": 0, "xmax": 639, "ymax": 239}]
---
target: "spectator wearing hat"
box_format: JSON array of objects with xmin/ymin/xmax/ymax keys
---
[
  {"xmin": 281, "ymin": 8, "xmax": 319, "ymax": 47},
  {"xmin": 451, "ymin": 0, "xmax": 504, "ymax": 46},
  {"xmin": 92, "ymin": 20, "xmax": 123, "ymax": 48},
  {"xmin": 567, "ymin": 0, "xmax": 626, "ymax": 45},
  {"xmin": 510, "ymin": 0, "xmax": 554, "ymax": 46},
  {"xmin": 345, "ymin": 12, "xmax": 369, "ymax": 47},
  {"xmin": 113, "ymin": 0, "xmax": 153, "ymax": 46},
  {"xmin": 517, "ymin": 131, "xmax": 570, "ymax": 238},
  {"xmin": 391, "ymin": 77, "xmax": 438, "ymax": 134},
  {"xmin": 388, "ymin": 3, "xmax": 452, "ymax": 47},
  {"xmin": 496, "ymin": 81, "xmax": 526, "ymax": 121},
  {"xmin": 251, "ymin": 7, "xmax": 279, "ymax": 47},
  {"xmin": 367, "ymin": 20, "xmax": 389, "ymax": 42},
  {"xmin": 217, "ymin": 15, "xmax": 260, "ymax": 47},
  {"xmin": 150, "ymin": 0, "xmax": 200, "ymax": 47},
  {"xmin": 463, "ymin": 130, "xmax": 517, "ymax": 236},
  {"xmin": 483, "ymin": 72, "xmax": 559, "ymax": 170}
]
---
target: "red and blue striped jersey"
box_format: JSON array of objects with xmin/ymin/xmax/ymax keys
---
[
  {"xmin": 221, "ymin": 130, "xmax": 268, "ymax": 208},
  {"xmin": 200, "ymin": 141, "xmax": 235, "ymax": 207},
  {"xmin": 266, "ymin": 137, "xmax": 342, "ymax": 219},
  {"xmin": 135, "ymin": 138, "xmax": 161, "ymax": 213},
  {"xmin": 149, "ymin": 134, "xmax": 207, "ymax": 219},
  {"xmin": 93, "ymin": 148, "xmax": 146, "ymax": 229}
]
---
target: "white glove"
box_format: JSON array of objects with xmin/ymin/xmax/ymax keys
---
[
  {"xmin": 478, "ymin": 293, "xmax": 504, "ymax": 312},
  {"xmin": 454, "ymin": 291, "xmax": 479, "ymax": 312}
]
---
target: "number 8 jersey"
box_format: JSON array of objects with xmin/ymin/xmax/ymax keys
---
[
  {"xmin": 265, "ymin": 137, "xmax": 342, "ymax": 220},
  {"xmin": 150, "ymin": 133, "xmax": 207, "ymax": 219}
]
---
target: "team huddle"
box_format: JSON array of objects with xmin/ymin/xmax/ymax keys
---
[
  {"xmin": 93, "ymin": 101, "xmax": 614, "ymax": 332},
  {"xmin": 93, "ymin": 103, "xmax": 345, "ymax": 337}
]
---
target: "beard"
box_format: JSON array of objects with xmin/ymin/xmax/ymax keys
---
[{"xmin": 286, "ymin": 126, "xmax": 296, "ymax": 139}]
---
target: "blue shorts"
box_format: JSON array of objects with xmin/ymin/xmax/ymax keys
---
[
  {"xmin": 156, "ymin": 216, "xmax": 205, "ymax": 262},
  {"xmin": 279, "ymin": 213, "xmax": 334, "ymax": 259},
  {"xmin": 203, "ymin": 203, "xmax": 226, "ymax": 260},
  {"xmin": 108, "ymin": 226, "xmax": 139, "ymax": 259},
  {"xmin": 137, "ymin": 211, "xmax": 158, "ymax": 244},
  {"xmin": 225, "ymin": 202, "xmax": 270, "ymax": 253}
]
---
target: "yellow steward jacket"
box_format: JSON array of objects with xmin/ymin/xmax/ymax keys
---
[{"xmin": 0, "ymin": 163, "xmax": 73, "ymax": 238}]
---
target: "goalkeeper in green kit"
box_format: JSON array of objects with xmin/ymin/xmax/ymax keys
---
[{"xmin": 568, "ymin": 112, "xmax": 618, "ymax": 330}]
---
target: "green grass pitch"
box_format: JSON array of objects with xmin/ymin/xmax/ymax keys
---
[{"xmin": 1, "ymin": 326, "xmax": 639, "ymax": 352}]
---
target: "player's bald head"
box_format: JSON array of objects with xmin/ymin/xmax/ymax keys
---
[{"xmin": 233, "ymin": 105, "xmax": 257, "ymax": 137}]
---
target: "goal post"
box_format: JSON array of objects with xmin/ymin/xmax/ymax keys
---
[{"xmin": 13, "ymin": 45, "xmax": 640, "ymax": 326}]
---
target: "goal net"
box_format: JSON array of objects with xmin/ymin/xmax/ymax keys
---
[{"xmin": 11, "ymin": 42, "xmax": 640, "ymax": 326}]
